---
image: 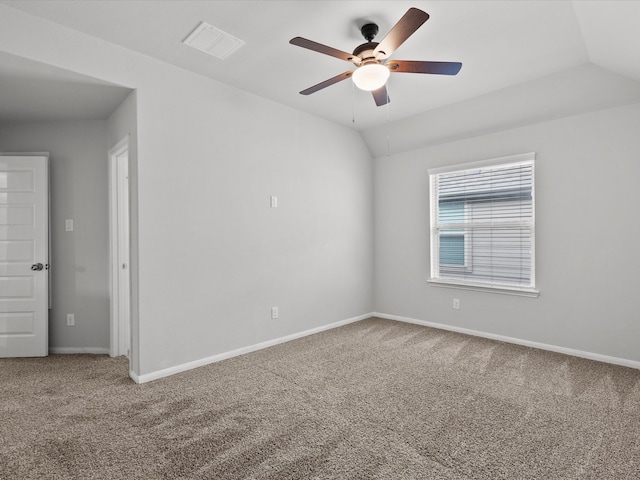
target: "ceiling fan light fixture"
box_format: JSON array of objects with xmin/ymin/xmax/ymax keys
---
[{"xmin": 352, "ymin": 63, "xmax": 390, "ymax": 91}]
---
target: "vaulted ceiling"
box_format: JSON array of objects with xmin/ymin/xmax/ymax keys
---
[{"xmin": 1, "ymin": 1, "xmax": 640, "ymax": 153}]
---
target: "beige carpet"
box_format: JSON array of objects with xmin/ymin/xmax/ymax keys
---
[{"xmin": 1, "ymin": 317, "xmax": 639, "ymax": 479}]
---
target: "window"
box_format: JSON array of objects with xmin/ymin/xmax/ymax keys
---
[{"xmin": 429, "ymin": 153, "xmax": 537, "ymax": 296}]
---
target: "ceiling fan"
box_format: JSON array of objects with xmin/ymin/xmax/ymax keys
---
[{"xmin": 289, "ymin": 7, "xmax": 462, "ymax": 106}]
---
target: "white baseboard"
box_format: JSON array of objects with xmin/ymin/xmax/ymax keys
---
[
  {"xmin": 49, "ymin": 347, "xmax": 110, "ymax": 355},
  {"xmin": 132, "ymin": 313, "xmax": 372, "ymax": 384},
  {"xmin": 374, "ymin": 312, "xmax": 640, "ymax": 370}
]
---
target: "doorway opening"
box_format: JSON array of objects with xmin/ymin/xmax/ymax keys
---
[{"xmin": 108, "ymin": 136, "xmax": 131, "ymax": 358}]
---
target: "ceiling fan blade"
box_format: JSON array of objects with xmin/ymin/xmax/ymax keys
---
[
  {"xmin": 387, "ymin": 60, "xmax": 462, "ymax": 75},
  {"xmin": 290, "ymin": 37, "xmax": 358, "ymax": 64},
  {"xmin": 299, "ymin": 71, "xmax": 354, "ymax": 95},
  {"xmin": 372, "ymin": 85, "xmax": 390, "ymax": 106},
  {"xmin": 373, "ymin": 8, "xmax": 430, "ymax": 59}
]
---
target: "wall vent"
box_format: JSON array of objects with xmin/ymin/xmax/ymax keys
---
[{"xmin": 183, "ymin": 21, "xmax": 245, "ymax": 60}]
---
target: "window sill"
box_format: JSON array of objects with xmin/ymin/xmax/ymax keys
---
[{"xmin": 427, "ymin": 279, "xmax": 540, "ymax": 298}]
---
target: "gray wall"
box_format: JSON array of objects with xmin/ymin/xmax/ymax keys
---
[
  {"xmin": 374, "ymin": 102, "xmax": 640, "ymax": 363},
  {"xmin": 0, "ymin": 120, "xmax": 110, "ymax": 351},
  {"xmin": 12, "ymin": 5, "xmax": 637, "ymax": 377},
  {"xmin": 0, "ymin": 5, "xmax": 374, "ymax": 378},
  {"xmin": 134, "ymin": 84, "xmax": 374, "ymax": 376}
]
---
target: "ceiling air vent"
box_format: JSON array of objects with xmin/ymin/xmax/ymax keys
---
[{"xmin": 183, "ymin": 21, "xmax": 245, "ymax": 60}]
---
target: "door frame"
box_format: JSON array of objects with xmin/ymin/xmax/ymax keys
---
[{"xmin": 108, "ymin": 136, "xmax": 131, "ymax": 357}]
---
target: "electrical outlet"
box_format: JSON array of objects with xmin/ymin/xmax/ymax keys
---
[
  {"xmin": 453, "ymin": 298, "xmax": 460, "ymax": 310},
  {"xmin": 271, "ymin": 306, "xmax": 279, "ymax": 319},
  {"xmin": 66, "ymin": 314, "xmax": 75, "ymax": 326},
  {"xmin": 270, "ymin": 196, "xmax": 278, "ymax": 208}
]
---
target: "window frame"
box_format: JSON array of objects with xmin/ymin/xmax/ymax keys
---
[{"xmin": 428, "ymin": 152, "xmax": 539, "ymax": 297}]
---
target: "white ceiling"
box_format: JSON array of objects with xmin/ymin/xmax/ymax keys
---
[{"xmin": 1, "ymin": 1, "xmax": 640, "ymax": 132}]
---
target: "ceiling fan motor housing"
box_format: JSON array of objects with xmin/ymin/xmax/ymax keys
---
[
  {"xmin": 353, "ymin": 23, "xmax": 382, "ymax": 64},
  {"xmin": 352, "ymin": 41, "xmax": 379, "ymax": 63}
]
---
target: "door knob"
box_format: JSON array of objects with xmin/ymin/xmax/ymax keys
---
[{"xmin": 31, "ymin": 263, "xmax": 44, "ymax": 271}]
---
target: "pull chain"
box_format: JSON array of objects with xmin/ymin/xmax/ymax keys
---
[
  {"xmin": 386, "ymin": 81, "xmax": 391, "ymax": 156},
  {"xmin": 352, "ymin": 80, "xmax": 356, "ymax": 124}
]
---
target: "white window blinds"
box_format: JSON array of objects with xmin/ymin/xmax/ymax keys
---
[{"xmin": 429, "ymin": 153, "xmax": 536, "ymax": 294}]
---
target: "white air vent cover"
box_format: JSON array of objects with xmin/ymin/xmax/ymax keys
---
[{"xmin": 183, "ymin": 22, "xmax": 245, "ymax": 60}]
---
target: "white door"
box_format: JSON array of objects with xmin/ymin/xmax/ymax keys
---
[
  {"xmin": 0, "ymin": 155, "xmax": 49, "ymax": 357},
  {"xmin": 109, "ymin": 138, "xmax": 130, "ymax": 357}
]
